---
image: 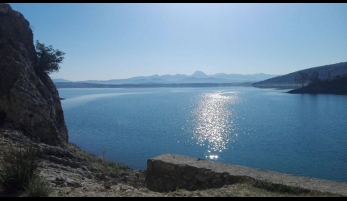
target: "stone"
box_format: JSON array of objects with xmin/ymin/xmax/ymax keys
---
[
  {"xmin": 145, "ymin": 153, "xmax": 347, "ymax": 195},
  {"xmin": 66, "ymin": 178, "xmax": 83, "ymax": 188}
]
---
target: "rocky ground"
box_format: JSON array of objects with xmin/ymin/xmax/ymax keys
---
[{"xmin": 0, "ymin": 129, "xmax": 345, "ymax": 197}]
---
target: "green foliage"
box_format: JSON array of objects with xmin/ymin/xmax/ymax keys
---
[
  {"xmin": 103, "ymin": 181, "xmax": 112, "ymax": 189},
  {"xmin": 0, "ymin": 145, "xmax": 41, "ymax": 193},
  {"xmin": 66, "ymin": 143, "xmax": 97, "ymax": 163},
  {"xmin": 22, "ymin": 176, "xmax": 53, "ymax": 197},
  {"xmin": 34, "ymin": 40, "xmax": 65, "ymax": 74},
  {"xmin": 94, "ymin": 150, "xmax": 129, "ymax": 188}
]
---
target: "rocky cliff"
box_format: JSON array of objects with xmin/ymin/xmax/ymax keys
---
[{"xmin": 0, "ymin": 3, "xmax": 67, "ymax": 146}]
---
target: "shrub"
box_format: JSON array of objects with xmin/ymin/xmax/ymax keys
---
[
  {"xmin": 0, "ymin": 145, "xmax": 41, "ymax": 193},
  {"xmin": 22, "ymin": 176, "xmax": 53, "ymax": 197},
  {"xmin": 103, "ymin": 181, "xmax": 112, "ymax": 189}
]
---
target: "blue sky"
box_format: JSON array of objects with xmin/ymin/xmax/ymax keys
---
[{"xmin": 9, "ymin": 3, "xmax": 347, "ymax": 81}]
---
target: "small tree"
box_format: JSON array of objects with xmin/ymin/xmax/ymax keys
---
[
  {"xmin": 294, "ymin": 71, "xmax": 309, "ymax": 88},
  {"xmin": 309, "ymin": 71, "xmax": 320, "ymax": 85},
  {"xmin": 34, "ymin": 40, "xmax": 65, "ymax": 74}
]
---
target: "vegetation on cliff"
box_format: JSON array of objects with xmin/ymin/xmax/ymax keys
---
[{"xmin": 34, "ymin": 40, "xmax": 65, "ymax": 75}]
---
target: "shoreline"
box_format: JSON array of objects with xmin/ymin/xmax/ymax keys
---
[{"xmin": 1, "ymin": 128, "xmax": 346, "ymax": 197}]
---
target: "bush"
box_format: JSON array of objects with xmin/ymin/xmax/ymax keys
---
[
  {"xmin": 0, "ymin": 145, "xmax": 41, "ymax": 193},
  {"xmin": 22, "ymin": 176, "xmax": 53, "ymax": 197}
]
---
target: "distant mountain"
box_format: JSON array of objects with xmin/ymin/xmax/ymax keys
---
[
  {"xmin": 54, "ymin": 82, "xmax": 253, "ymax": 88},
  {"xmin": 52, "ymin": 78, "xmax": 70, "ymax": 82},
  {"xmin": 252, "ymin": 61, "xmax": 347, "ymax": 89},
  {"xmin": 54, "ymin": 71, "xmax": 278, "ymax": 86},
  {"xmin": 191, "ymin": 71, "xmax": 208, "ymax": 78}
]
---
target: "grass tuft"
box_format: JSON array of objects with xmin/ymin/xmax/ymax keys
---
[
  {"xmin": 0, "ymin": 145, "xmax": 41, "ymax": 193},
  {"xmin": 22, "ymin": 176, "xmax": 53, "ymax": 197}
]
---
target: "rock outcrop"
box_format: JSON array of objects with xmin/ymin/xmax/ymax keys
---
[
  {"xmin": 0, "ymin": 129, "xmax": 148, "ymax": 197},
  {"xmin": 0, "ymin": 3, "xmax": 68, "ymax": 146}
]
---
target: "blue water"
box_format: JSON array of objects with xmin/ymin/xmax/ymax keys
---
[{"xmin": 58, "ymin": 87, "xmax": 347, "ymax": 183}]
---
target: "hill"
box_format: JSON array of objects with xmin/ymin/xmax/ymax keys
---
[
  {"xmin": 288, "ymin": 75, "xmax": 347, "ymax": 95},
  {"xmin": 252, "ymin": 62, "xmax": 347, "ymax": 89},
  {"xmin": 52, "ymin": 78, "xmax": 70, "ymax": 82}
]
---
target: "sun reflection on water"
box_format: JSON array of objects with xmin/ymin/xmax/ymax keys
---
[{"xmin": 190, "ymin": 91, "xmax": 240, "ymax": 159}]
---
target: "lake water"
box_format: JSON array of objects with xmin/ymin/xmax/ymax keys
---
[{"xmin": 58, "ymin": 86, "xmax": 347, "ymax": 183}]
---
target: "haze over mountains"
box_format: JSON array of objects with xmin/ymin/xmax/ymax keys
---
[
  {"xmin": 53, "ymin": 61, "xmax": 347, "ymax": 89},
  {"xmin": 53, "ymin": 71, "xmax": 279, "ymax": 85}
]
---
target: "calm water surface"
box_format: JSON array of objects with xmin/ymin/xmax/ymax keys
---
[{"xmin": 58, "ymin": 87, "xmax": 347, "ymax": 183}]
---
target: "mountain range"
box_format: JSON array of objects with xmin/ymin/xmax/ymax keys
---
[{"xmin": 53, "ymin": 71, "xmax": 279, "ymax": 86}]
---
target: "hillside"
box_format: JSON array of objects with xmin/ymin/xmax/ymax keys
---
[
  {"xmin": 288, "ymin": 75, "xmax": 347, "ymax": 95},
  {"xmin": 252, "ymin": 62, "xmax": 347, "ymax": 89}
]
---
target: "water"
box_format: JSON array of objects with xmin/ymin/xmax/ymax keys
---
[{"xmin": 58, "ymin": 87, "xmax": 347, "ymax": 183}]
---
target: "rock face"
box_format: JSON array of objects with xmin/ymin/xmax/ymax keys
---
[{"xmin": 0, "ymin": 3, "xmax": 68, "ymax": 146}]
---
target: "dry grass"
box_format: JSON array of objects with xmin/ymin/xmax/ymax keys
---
[
  {"xmin": 66, "ymin": 143, "xmax": 130, "ymax": 179},
  {"xmin": 0, "ymin": 144, "xmax": 52, "ymax": 197}
]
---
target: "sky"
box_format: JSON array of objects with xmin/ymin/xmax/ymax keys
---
[{"xmin": 9, "ymin": 3, "xmax": 347, "ymax": 81}]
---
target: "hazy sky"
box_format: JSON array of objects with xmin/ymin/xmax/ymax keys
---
[{"xmin": 9, "ymin": 3, "xmax": 347, "ymax": 81}]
